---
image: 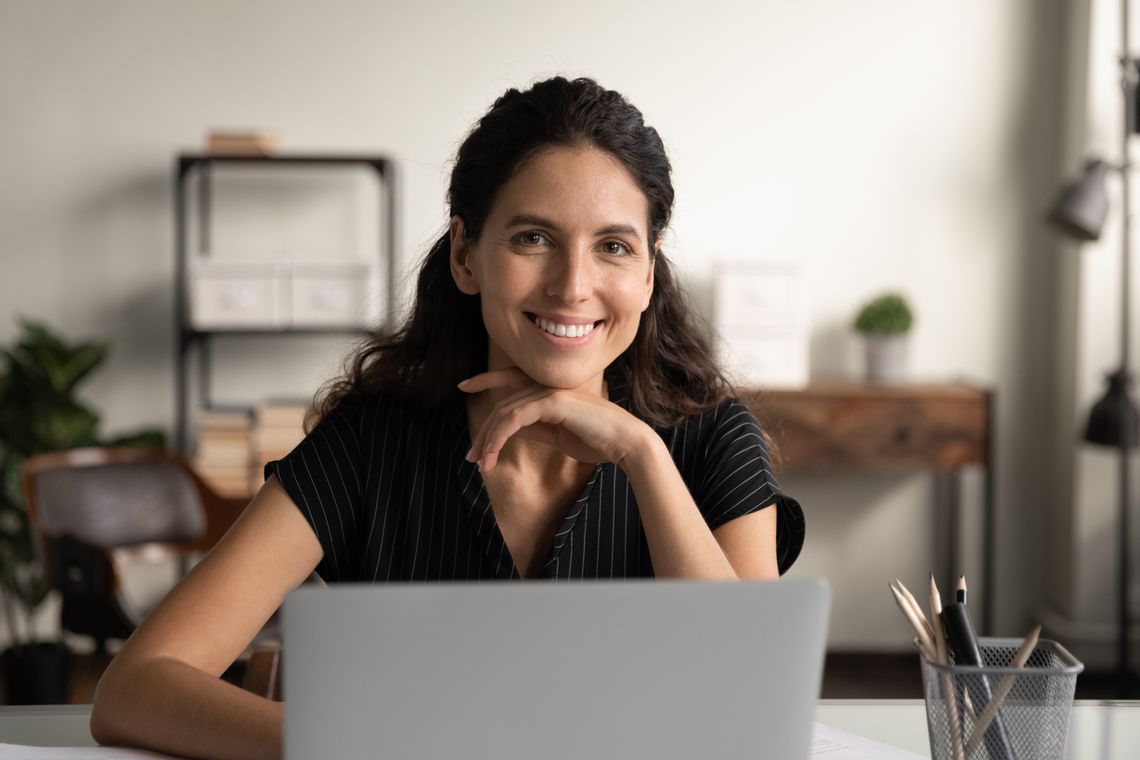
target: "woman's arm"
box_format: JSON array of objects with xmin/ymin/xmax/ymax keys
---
[
  {"xmin": 619, "ymin": 428, "xmax": 779, "ymax": 580},
  {"xmin": 90, "ymin": 476, "xmax": 323, "ymax": 760}
]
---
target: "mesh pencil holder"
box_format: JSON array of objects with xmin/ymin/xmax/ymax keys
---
[{"xmin": 919, "ymin": 637, "xmax": 1083, "ymax": 760}]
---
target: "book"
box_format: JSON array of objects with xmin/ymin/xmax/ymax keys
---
[
  {"xmin": 205, "ymin": 129, "xmax": 280, "ymax": 156},
  {"xmin": 197, "ymin": 408, "xmax": 254, "ymax": 431},
  {"xmin": 255, "ymin": 401, "xmax": 308, "ymax": 430}
]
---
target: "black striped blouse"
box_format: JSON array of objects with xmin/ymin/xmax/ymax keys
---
[{"xmin": 266, "ymin": 375, "xmax": 804, "ymax": 582}]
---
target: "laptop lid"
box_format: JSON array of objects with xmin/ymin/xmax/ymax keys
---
[{"xmin": 283, "ymin": 579, "xmax": 830, "ymax": 759}]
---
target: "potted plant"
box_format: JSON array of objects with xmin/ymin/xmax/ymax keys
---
[
  {"xmin": 852, "ymin": 292, "xmax": 915, "ymax": 384},
  {"xmin": 0, "ymin": 320, "xmax": 163, "ymax": 704}
]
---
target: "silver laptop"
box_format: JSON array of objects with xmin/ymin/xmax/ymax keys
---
[{"xmin": 283, "ymin": 579, "xmax": 830, "ymax": 759}]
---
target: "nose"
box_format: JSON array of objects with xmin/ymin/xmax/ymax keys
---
[{"xmin": 544, "ymin": 244, "xmax": 594, "ymax": 303}]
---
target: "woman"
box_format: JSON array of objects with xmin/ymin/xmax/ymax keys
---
[{"xmin": 91, "ymin": 76, "xmax": 804, "ymax": 759}]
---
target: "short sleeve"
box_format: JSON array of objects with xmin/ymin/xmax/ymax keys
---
[
  {"xmin": 263, "ymin": 395, "xmax": 366, "ymax": 582},
  {"xmin": 692, "ymin": 399, "xmax": 805, "ymax": 575}
]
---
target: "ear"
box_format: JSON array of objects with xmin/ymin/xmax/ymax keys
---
[
  {"xmin": 641, "ymin": 246, "xmax": 658, "ymax": 312},
  {"xmin": 449, "ymin": 216, "xmax": 480, "ymax": 295}
]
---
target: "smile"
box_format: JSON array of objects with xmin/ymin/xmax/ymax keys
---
[{"xmin": 525, "ymin": 313, "xmax": 602, "ymax": 340}]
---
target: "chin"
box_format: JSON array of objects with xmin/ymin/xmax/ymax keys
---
[{"xmin": 520, "ymin": 364, "xmax": 600, "ymax": 390}]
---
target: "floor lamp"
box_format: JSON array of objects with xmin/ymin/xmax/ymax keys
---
[{"xmin": 1046, "ymin": 0, "xmax": 1139, "ymax": 696}]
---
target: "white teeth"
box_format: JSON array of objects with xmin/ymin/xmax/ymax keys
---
[{"xmin": 534, "ymin": 316, "xmax": 596, "ymax": 338}]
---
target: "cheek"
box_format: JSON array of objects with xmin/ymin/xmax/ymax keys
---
[
  {"xmin": 480, "ymin": 256, "xmax": 531, "ymax": 299},
  {"xmin": 477, "ymin": 264, "xmax": 530, "ymax": 333},
  {"xmin": 608, "ymin": 270, "xmax": 652, "ymax": 315}
]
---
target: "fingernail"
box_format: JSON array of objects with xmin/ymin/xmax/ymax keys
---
[
  {"xmin": 464, "ymin": 445, "xmax": 474, "ymax": 462},
  {"xmin": 457, "ymin": 378, "xmax": 471, "ymax": 388}
]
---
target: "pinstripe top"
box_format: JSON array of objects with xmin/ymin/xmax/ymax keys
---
[{"xmin": 265, "ymin": 374, "xmax": 804, "ymax": 582}]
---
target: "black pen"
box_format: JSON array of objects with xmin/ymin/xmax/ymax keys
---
[{"xmin": 941, "ymin": 576, "xmax": 1016, "ymax": 760}]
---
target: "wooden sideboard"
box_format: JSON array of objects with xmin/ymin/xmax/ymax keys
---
[{"xmin": 744, "ymin": 381, "xmax": 995, "ymax": 633}]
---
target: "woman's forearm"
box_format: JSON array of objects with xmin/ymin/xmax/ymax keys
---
[
  {"xmin": 91, "ymin": 655, "xmax": 283, "ymax": 760},
  {"xmin": 619, "ymin": 431, "xmax": 739, "ymax": 579}
]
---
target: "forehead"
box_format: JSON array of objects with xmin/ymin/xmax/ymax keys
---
[{"xmin": 487, "ymin": 146, "xmax": 649, "ymax": 233}]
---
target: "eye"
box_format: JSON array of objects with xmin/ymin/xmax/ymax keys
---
[
  {"xmin": 601, "ymin": 240, "xmax": 632, "ymax": 256},
  {"xmin": 512, "ymin": 231, "xmax": 551, "ymax": 247}
]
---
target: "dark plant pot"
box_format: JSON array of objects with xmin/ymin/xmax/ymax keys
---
[{"xmin": 1, "ymin": 642, "xmax": 71, "ymax": 704}]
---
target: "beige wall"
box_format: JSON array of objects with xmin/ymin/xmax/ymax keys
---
[{"xmin": 0, "ymin": 1, "xmax": 1076, "ymax": 652}]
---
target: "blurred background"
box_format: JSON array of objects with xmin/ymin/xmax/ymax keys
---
[{"xmin": 1, "ymin": 0, "xmax": 1133, "ymax": 700}]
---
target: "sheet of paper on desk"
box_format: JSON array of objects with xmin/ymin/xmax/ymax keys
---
[
  {"xmin": 812, "ymin": 722, "xmax": 928, "ymax": 759},
  {"xmin": 1, "ymin": 726, "xmax": 925, "ymax": 760},
  {"xmin": 0, "ymin": 744, "xmax": 180, "ymax": 759}
]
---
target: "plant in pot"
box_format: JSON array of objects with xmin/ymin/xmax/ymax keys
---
[
  {"xmin": 0, "ymin": 320, "xmax": 163, "ymax": 704},
  {"xmin": 852, "ymin": 292, "xmax": 915, "ymax": 384}
]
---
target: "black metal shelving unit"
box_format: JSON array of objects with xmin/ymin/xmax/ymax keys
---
[{"xmin": 173, "ymin": 153, "xmax": 396, "ymax": 453}]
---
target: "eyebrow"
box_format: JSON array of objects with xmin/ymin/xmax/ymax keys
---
[{"xmin": 505, "ymin": 214, "xmax": 643, "ymax": 241}]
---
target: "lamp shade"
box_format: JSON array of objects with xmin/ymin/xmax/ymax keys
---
[
  {"xmin": 1047, "ymin": 159, "xmax": 1111, "ymax": 241},
  {"xmin": 1084, "ymin": 370, "xmax": 1140, "ymax": 447}
]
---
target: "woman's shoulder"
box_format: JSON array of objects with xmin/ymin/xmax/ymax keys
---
[
  {"xmin": 323, "ymin": 388, "xmax": 457, "ymax": 418},
  {"xmin": 655, "ymin": 395, "xmax": 761, "ymax": 439},
  {"xmin": 316, "ymin": 388, "xmax": 464, "ymax": 441}
]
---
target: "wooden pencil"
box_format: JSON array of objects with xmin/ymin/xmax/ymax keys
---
[
  {"xmin": 889, "ymin": 582, "xmax": 938, "ymax": 661},
  {"xmin": 964, "ymin": 625, "xmax": 1042, "ymax": 756}
]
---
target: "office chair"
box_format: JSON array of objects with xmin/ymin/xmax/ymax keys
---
[{"xmin": 20, "ymin": 447, "xmax": 247, "ymax": 656}]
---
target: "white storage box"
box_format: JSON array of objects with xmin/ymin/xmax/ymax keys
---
[
  {"xmin": 290, "ymin": 262, "xmax": 380, "ymax": 328},
  {"xmin": 718, "ymin": 334, "xmax": 809, "ymax": 389},
  {"xmin": 189, "ymin": 261, "xmax": 289, "ymax": 330},
  {"xmin": 713, "ymin": 262, "xmax": 810, "ymax": 389}
]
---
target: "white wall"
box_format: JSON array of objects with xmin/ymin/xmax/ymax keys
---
[
  {"xmin": 0, "ymin": 0, "xmax": 1072, "ymax": 651},
  {"xmin": 1043, "ymin": 0, "xmax": 1140, "ymax": 670}
]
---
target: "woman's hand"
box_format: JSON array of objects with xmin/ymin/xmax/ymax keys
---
[{"xmin": 459, "ymin": 367, "xmax": 654, "ymax": 472}]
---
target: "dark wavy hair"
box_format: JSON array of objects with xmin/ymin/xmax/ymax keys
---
[{"xmin": 311, "ymin": 76, "xmax": 734, "ymax": 431}]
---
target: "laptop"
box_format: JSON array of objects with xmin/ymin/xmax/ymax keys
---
[{"xmin": 282, "ymin": 579, "xmax": 830, "ymax": 759}]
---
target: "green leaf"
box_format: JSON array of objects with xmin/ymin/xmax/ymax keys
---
[
  {"xmin": 59, "ymin": 343, "xmax": 109, "ymax": 394},
  {"xmin": 105, "ymin": 429, "xmax": 166, "ymax": 449},
  {"xmin": 853, "ymin": 293, "xmax": 915, "ymax": 335}
]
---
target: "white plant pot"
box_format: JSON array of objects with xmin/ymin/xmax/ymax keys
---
[{"xmin": 863, "ymin": 332, "xmax": 909, "ymax": 384}]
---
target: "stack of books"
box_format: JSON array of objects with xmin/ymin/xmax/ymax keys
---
[
  {"xmin": 205, "ymin": 129, "xmax": 280, "ymax": 156},
  {"xmin": 194, "ymin": 409, "xmax": 255, "ymax": 498},
  {"xmin": 250, "ymin": 401, "xmax": 309, "ymax": 493}
]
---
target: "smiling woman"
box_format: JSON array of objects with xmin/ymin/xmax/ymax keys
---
[
  {"xmin": 451, "ymin": 146, "xmax": 655, "ymax": 395},
  {"xmin": 90, "ymin": 76, "xmax": 805, "ymax": 760}
]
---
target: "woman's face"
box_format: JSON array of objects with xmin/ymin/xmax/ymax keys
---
[{"xmin": 450, "ymin": 146, "xmax": 655, "ymax": 393}]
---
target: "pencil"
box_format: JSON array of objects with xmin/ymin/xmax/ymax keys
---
[
  {"xmin": 956, "ymin": 574, "xmax": 967, "ymax": 605},
  {"xmin": 888, "ymin": 583, "xmax": 938, "ymax": 660},
  {"xmin": 929, "ymin": 574, "xmax": 965, "ymax": 760},
  {"xmin": 929, "ymin": 574, "xmax": 949, "ymax": 664},
  {"xmin": 895, "ymin": 579, "xmax": 936, "ymax": 643},
  {"xmin": 964, "ymin": 625, "xmax": 1042, "ymax": 756}
]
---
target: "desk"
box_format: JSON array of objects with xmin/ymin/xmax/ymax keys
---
[
  {"xmin": 745, "ymin": 382, "xmax": 995, "ymax": 632},
  {"xmin": 814, "ymin": 700, "xmax": 1140, "ymax": 758},
  {"xmin": 3, "ymin": 701, "xmax": 1137, "ymax": 757}
]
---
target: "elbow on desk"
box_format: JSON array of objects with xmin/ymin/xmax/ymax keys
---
[
  {"xmin": 89, "ymin": 702, "xmax": 114, "ymax": 747},
  {"xmin": 89, "ymin": 655, "xmax": 152, "ymax": 747},
  {"xmin": 89, "ymin": 663, "xmax": 124, "ymax": 746}
]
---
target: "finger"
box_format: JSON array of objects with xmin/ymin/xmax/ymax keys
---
[
  {"xmin": 457, "ymin": 367, "xmax": 533, "ymax": 393},
  {"xmin": 473, "ymin": 387, "xmax": 550, "ymax": 464},
  {"xmin": 467, "ymin": 386, "xmax": 549, "ymax": 464},
  {"xmin": 480, "ymin": 395, "xmax": 564, "ymax": 471}
]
